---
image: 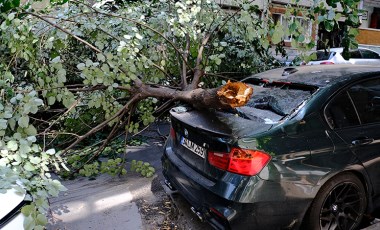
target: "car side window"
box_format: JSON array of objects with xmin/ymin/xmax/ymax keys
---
[
  {"xmin": 360, "ymin": 49, "xmax": 380, "ymax": 59},
  {"xmin": 348, "ymin": 78, "xmax": 380, "ymax": 124},
  {"xmin": 325, "ymin": 91, "xmax": 360, "ymax": 129},
  {"xmin": 349, "ymin": 50, "xmax": 362, "ymax": 59}
]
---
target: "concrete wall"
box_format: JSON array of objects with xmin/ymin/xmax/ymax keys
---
[{"xmin": 360, "ymin": 5, "xmax": 374, "ymax": 28}]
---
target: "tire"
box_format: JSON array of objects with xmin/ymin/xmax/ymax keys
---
[{"xmin": 305, "ymin": 173, "xmax": 367, "ymax": 230}]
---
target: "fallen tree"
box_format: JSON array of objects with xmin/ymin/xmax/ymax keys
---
[{"xmin": 0, "ymin": 0, "xmax": 362, "ymax": 228}]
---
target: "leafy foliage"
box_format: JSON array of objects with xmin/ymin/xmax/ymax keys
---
[
  {"xmin": 130, "ymin": 160, "xmax": 155, "ymax": 178},
  {"xmin": 61, "ymin": 138, "xmax": 127, "ymax": 178}
]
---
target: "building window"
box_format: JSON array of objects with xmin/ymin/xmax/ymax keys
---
[{"xmin": 272, "ymin": 13, "xmax": 312, "ymax": 43}]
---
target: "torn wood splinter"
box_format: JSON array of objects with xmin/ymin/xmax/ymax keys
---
[{"xmin": 217, "ymin": 80, "xmax": 253, "ymax": 108}]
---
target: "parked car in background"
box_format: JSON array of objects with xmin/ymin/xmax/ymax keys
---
[
  {"xmin": 307, "ymin": 47, "xmax": 380, "ymax": 65},
  {"xmin": 0, "ymin": 187, "xmax": 28, "ymax": 229},
  {"xmin": 162, "ymin": 65, "xmax": 380, "ymax": 230}
]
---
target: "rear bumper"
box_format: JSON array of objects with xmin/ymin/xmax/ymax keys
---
[{"xmin": 162, "ymin": 146, "xmax": 312, "ymax": 230}]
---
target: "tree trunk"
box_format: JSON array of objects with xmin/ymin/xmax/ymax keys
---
[{"xmin": 138, "ymin": 80, "xmax": 253, "ymax": 109}]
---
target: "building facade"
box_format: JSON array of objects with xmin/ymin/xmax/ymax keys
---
[{"xmin": 219, "ymin": 0, "xmax": 380, "ymax": 55}]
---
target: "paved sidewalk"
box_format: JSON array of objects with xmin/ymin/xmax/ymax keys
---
[
  {"xmin": 47, "ymin": 122, "xmax": 169, "ymax": 230},
  {"xmin": 363, "ymin": 220, "xmax": 380, "ymax": 230},
  {"xmin": 47, "ymin": 174, "xmax": 143, "ymax": 230}
]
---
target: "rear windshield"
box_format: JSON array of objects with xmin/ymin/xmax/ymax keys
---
[
  {"xmin": 246, "ymin": 85, "xmax": 311, "ymax": 116},
  {"xmin": 311, "ymin": 51, "xmax": 335, "ymax": 61},
  {"xmin": 236, "ymin": 81, "xmax": 316, "ymax": 124}
]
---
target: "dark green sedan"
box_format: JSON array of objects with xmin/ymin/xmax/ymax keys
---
[{"xmin": 162, "ymin": 65, "xmax": 380, "ymax": 230}]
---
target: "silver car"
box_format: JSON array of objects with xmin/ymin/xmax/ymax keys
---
[
  {"xmin": 0, "ymin": 188, "xmax": 28, "ymax": 229},
  {"xmin": 307, "ymin": 47, "xmax": 380, "ymax": 65}
]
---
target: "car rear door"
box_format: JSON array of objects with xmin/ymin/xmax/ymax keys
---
[
  {"xmin": 347, "ymin": 77, "xmax": 380, "ymax": 195},
  {"xmin": 325, "ymin": 76, "xmax": 380, "ymax": 195}
]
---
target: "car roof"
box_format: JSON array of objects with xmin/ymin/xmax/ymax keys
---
[
  {"xmin": 315, "ymin": 47, "xmax": 380, "ymax": 54},
  {"xmin": 245, "ymin": 65, "xmax": 380, "ymax": 87},
  {"xmin": 316, "ymin": 47, "xmax": 343, "ymax": 53}
]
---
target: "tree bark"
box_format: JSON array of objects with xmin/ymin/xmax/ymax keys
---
[{"xmin": 137, "ymin": 80, "xmax": 253, "ymax": 110}]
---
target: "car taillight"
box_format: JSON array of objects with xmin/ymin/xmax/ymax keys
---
[
  {"xmin": 208, "ymin": 151, "xmax": 229, "ymax": 170},
  {"xmin": 320, "ymin": 61, "xmax": 334, "ymax": 65},
  {"xmin": 170, "ymin": 127, "xmax": 176, "ymax": 140},
  {"xmin": 208, "ymin": 148, "xmax": 271, "ymax": 176}
]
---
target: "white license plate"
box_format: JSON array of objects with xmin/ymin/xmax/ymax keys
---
[{"xmin": 180, "ymin": 137, "xmax": 206, "ymax": 159}]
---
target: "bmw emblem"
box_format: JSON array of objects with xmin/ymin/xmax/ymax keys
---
[{"xmin": 184, "ymin": 128, "xmax": 189, "ymax": 137}]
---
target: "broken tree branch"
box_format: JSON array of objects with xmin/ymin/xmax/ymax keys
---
[
  {"xmin": 61, "ymin": 94, "xmax": 142, "ymax": 156},
  {"xmin": 181, "ymin": 34, "xmax": 191, "ymax": 89}
]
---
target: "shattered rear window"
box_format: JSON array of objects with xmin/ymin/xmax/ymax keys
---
[
  {"xmin": 235, "ymin": 82, "xmax": 314, "ymax": 123},
  {"xmin": 246, "ymin": 86, "xmax": 311, "ymax": 116}
]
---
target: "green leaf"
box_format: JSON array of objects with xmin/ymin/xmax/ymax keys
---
[
  {"xmin": 27, "ymin": 136, "xmax": 36, "ymax": 143},
  {"xmin": 8, "ymin": 13, "xmax": 16, "ymax": 20},
  {"xmin": 24, "ymin": 162, "xmax": 36, "ymax": 171},
  {"xmin": 349, "ymin": 14, "xmax": 359, "ymax": 25},
  {"xmin": 50, "ymin": 0, "xmax": 69, "ymax": 5},
  {"xmin": 0, "ymin": 21, "xmax": 8, "ymax": 30},
  {"xmin": 51, "ymin": 56, "xmax": 61, "ymax": 63},
  {"xmin": 48, "ymin": 96, "xmax": 56, "ymax": 105},
  {"xmin": 46, "ymin": 149, "xmax": 56, "ymax": 155},
  {"xmin": 298, "ymin": 34, "xmax": 305, "ymax": 43},
  {"xmin": 349, "ymin": 28, "xmax": 359, "ymax": 36},
  {"xmin": 4, "ymin": 110, "xmax": 13, "ymax": 118},
  {"xmin": 324, "ymin": 20, "xmax": 334, "ymax": 32},
  {"xmin": 8, "ymin": 118, "xmax": 15, "ymax": 130},
  {"xmin": 0, "ymin": 119, "xmax": 7, "ymax": 129},
  {"xmin": 77, "ymin": 63, "xmax": 86, "ymax": 70},
  {"xmin": 18, "ymin": 116, "xmax": 29, "ymax": 128},
  {"xmin": 7, "ymin": 140, "xmax": 18, "ymax": 151},
  {"xmin": 335, "ymin": 13, "xmax": 342, "ymax": 20},
  {"xmin": 97, "ymin": 53, "xmax": 105, "ymax": 62},
  {"xmin": 317, "ymin": 15, "xmax": 325, "ymax": 23},
  {"xmin": 20, "ymin": 143, "xmax": 31, "ymax": 155},
  {"xmin": 23, "ymin": 214, "xmax": 35, "ymax": 230},
  {"xmin": 21, "ymin": 205, "xmax": 34, "ymax": 216},
  {"xmin": 36, "ymin": 214, "xmax": 47, "ymax": 225},
  {"xmin": 85, "ymin": 59, "xmax": 93, "ymax": 67},
  {"xmin": 58, "ymin": 74, "xmax": 66, "ymax": 83},
  {"xmin": 30, "ymin": 157, "xmax": 41, "ymax": 165},
  {"xmin": 327, "ymin": 9, "xmax": 335, "ymax": 20},
  {"xmin": 25, "ymin": 125, "xmax": 37, "ymax": 136}
]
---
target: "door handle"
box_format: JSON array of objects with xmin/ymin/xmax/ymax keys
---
[{"xmin": 352, "ymin": 138, "xmax": 374, "ymax": 146}]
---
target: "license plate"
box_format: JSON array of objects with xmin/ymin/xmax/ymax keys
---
[{"xmin": 180, "ymin": 137, "xmax": 206, "ymax": 159}]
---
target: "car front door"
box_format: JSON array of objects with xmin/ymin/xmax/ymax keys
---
[
  {"xmin": 348, "ymin": 50, "xmax": 364, "ymax": 64},
  {"xmin": 359, "ymin": 49, "xmax": 380, "ymax": 65}
]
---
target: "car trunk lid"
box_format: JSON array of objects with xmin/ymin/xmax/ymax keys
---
[{"xmin": 170, "ymin": 107, "xmax": 274, "ymax": 180}]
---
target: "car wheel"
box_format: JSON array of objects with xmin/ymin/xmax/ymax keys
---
[{"xmin": 305, "ymin": 173, "xmax": 367, "ymax": 230}]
